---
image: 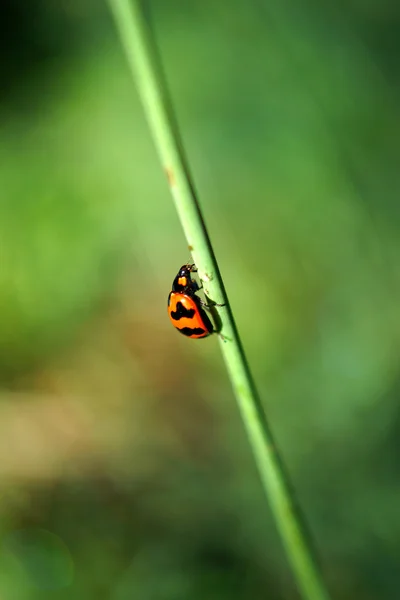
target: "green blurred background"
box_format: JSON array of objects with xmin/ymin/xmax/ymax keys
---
[{"xmin": 1, "ymin": 0, "xmax": 400, "ymax": 598}]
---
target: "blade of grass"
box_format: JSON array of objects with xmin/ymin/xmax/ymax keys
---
[{"xmin": 106, "ymin": 2, "xmax": 332, "ymax": 599}]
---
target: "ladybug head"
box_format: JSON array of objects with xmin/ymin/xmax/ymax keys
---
[{"xmin": 172, "ymin": 264, "xmax": 197, "ymax": 293}]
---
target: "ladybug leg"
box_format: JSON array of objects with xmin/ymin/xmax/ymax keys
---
[{"xmin": 200, "ymin": 299, "xmax": 226, "ymax": 308}]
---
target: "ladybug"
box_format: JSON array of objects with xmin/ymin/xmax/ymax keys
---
[{"xmin": 168, "ymin": 264, "xmax": 215, "ymax": 339}]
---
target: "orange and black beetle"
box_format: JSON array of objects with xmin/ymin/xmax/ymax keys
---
[{"xmin": 167, "ymin": 264, "xmax": 214, "ymax": 339}]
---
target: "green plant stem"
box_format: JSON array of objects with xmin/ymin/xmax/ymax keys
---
[{"xmin": 107, "ymin": 2, "xmax": 332, "ymax": 599}]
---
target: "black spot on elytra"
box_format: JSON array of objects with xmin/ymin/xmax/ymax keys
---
[
  {"xmin": 170, "ymin": 301, "xmax": 195, "ymax": 321},
  {"xmin": 178, "ymin": 327, "xmax": 207, "ymax": 337}
]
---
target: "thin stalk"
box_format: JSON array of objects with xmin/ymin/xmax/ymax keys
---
[{"xmin": 107, "ymin": 2, "xmax": 332, "ymax": 599}]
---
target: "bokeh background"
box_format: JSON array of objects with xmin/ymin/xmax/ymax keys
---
[{"xmin": 1, "ymin": 0, "xmax": 400, "ymax": 598}]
